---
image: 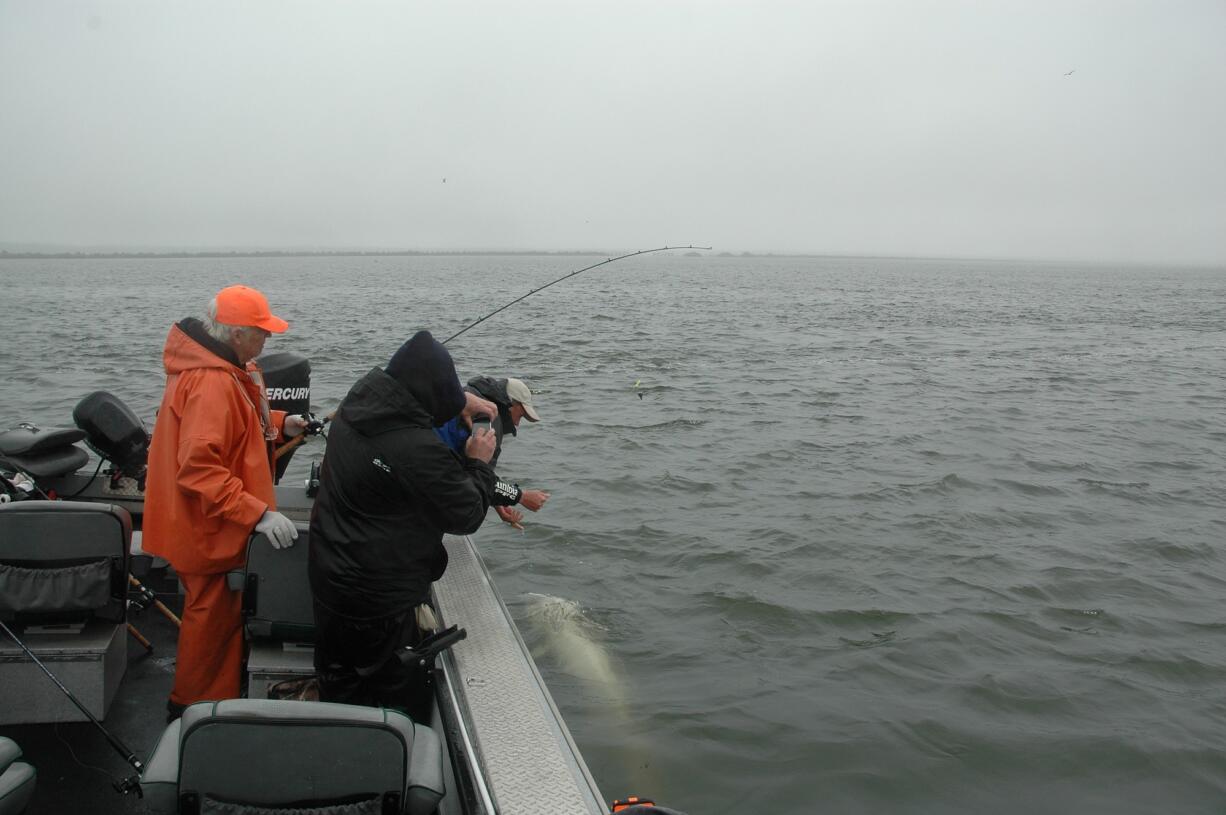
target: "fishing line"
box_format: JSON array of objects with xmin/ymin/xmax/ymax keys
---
[
  {"xmin": 441, "ymin": 245, "xmax": 711, "ymax": 345},
  {"xmin": 54, "ymin": 721, "xmax": 116, "ymax": 781}
]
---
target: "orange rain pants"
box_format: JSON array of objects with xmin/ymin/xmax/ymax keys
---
[{"xmin": 169, "ymin": 572, "xmax": 244, "ymax": 706}]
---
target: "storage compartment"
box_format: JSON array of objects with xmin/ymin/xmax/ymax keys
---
[
  {"xmin": 0, "ymin": 621, "xmax": 126, "ymax": 724},
  {"xmin": 245, "ymin": 641, "xmax": 315, "ymax": 700}
]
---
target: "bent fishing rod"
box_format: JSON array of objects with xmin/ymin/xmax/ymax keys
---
[
  {"xmin": 440, "ymin": 245, "xmax": 711, "ymax": 345},
  {"xmin": 274, "ymin": 244, "xmax": 710, "ymax": 459}
]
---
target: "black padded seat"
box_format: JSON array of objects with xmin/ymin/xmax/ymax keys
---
[
  {"xmin": 0, "ymin": 425, "xmax": 86, "ymax": 456},
  {"xmin": 0, "ymin": 736, "xmax": 35, "ymax": 815},
  {"xmin": 0, "ymin": 446, "xmax": 89, "ymax": 480},
  {"xmin": 0, "ymin": 501, "xmax": 131, "ymax": 624},
  {"xmin": 0, "ymin": 424, "xmax": 90, "ymax": 479},
  {"xmin": 141, "ymin": 699, "xmax": 445, "ymax": 815}
]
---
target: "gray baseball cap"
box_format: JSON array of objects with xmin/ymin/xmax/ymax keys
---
[{"xmin": 505, "ymin": 378, "xmax": 540, "ymax": 421}]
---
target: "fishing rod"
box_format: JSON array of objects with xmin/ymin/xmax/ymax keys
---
[
  {"xmin": 0, "ymin": 619, "xmax": 145, "ymax": 795},
  {"xmin": 441, "ymin": 245, "xmax": 711, "ymax": 345}
]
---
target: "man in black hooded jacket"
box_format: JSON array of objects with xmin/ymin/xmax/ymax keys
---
[{"xmin": 308, "ymin": 330, "xmax": 498, "ymax": 712}]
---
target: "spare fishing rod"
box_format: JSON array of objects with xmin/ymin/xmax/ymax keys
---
[
  {"xmin": 441, "ymin": 245, "xmax": 711, "ymax": 345},
  {"xmin": 0, "ymin": 619, "xmax": 145, "ymax": 795}
]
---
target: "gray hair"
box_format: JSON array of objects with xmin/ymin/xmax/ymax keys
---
[{"xmin": 204, "ymin": 297, "xmax": 247, "ymax": 344}]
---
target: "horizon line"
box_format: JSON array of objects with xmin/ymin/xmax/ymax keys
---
[{"xmin": 0, "ymin": 246, "xmax": 1221, "ymax": 268}]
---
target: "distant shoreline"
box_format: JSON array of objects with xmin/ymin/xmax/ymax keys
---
[
  {"xmin": 0, "ymin": 249, "xmax": 810, "ymax": 261},
  {"xmin": 0, "ymin": 249, "xmax": 1218, "ymax": 267},
  {"xmin": 0, "ymin": 249, "xmax": 613, "ymax": 260}
]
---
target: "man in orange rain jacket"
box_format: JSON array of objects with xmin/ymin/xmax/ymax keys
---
[{"xmin": 143, "ymin": 285, "xmax": 309, "ymax": 721}]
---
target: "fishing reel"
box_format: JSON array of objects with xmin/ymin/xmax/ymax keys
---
[
  {"xmin": 127, "ymin": 579, "xmax": 159, "ymax": 613},
  {"xmin": 302, "ymin": 413, "xmax": 328, "ymax": 436},
  {"xmin": 113, "ymin": 773, "xmax": 143, "ymax": 797}
]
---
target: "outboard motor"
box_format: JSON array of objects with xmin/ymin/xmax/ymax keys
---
[
  {"xmin": 73, "ymin": 392, "xmax": 149, "ymax": 488},
  {"xmin": 259, "ymin": 352, "xmax": 311, "ymax": 483}
]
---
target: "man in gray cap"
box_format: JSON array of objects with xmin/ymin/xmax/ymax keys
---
[{"xmin": 435, "ymin": 375, "xmax": 550, "ymax": 530}]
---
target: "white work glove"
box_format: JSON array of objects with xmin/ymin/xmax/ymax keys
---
[
  {"xmin": 283, "ymin": 414, "xmax": 309, "ymax": 438},
  {"xmin": 255, "ymin": 510, "xmax": 299, "ymax": 549}
]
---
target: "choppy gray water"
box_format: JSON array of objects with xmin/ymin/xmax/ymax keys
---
[{"xmin": 2, "ymin": 255, "xmax": 1224, "ymax": 814}]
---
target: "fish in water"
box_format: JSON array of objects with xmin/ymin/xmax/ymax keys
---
[
  {"xmin": 520, "ymin": 593, "xmax": 620, "ymax": 689},
  {"xmin": 520, "ymin": 593, "xmax": 666, "ymax": 790}
]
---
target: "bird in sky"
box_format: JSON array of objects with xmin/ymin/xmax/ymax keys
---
[{"xmin": 1064, "ymin": 69, "xmax": 1076, "ymax": 76}]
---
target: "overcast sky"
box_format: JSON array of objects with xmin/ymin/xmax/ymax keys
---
[{"xmin": 1, "ymin": 1, "xmax": 1222, "ymax": 263}]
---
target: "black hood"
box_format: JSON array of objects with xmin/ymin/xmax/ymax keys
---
[
  {"xmin": 338, "ymin": 367, "xmax": 433, "ymax": 435},
  {"xmin": 385, "ymin": 330, "xmax": 465, "ymax": 426}
]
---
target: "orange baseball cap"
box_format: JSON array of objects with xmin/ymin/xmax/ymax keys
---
[{"xmin": 214, "ymin": 285, "xmax": 288, "ymax": 333}]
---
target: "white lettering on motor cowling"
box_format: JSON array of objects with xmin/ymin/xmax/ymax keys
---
[{"xmin": 265, "ymin": 387, "xmax": 310, "ymax": 401}]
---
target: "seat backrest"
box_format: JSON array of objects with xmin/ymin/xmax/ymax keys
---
[
  {"xmin": 233, "ymin": 524, "xmax": 314, "ymax": 642},
  {"xmin": 0, "ymin": 501, "xmax": 131, "ymax": 624},
  {"xmin": 176, "ymin": 699, "xmax": 418, "ymax": 814}
]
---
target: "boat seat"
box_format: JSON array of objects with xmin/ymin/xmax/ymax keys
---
[
  {"xmin": 0, "ymin": 425, "xmax": 90, "ymax": 480},
  {"xmin": 0, "ymin": 446, "xmax": 89, "ymax": 481},
  {"xmin": 227, "ymin": 524, "xmax": 314, "ymax": 642},
  {"xmin": 0, "ymin": 737, "xmax": 36, "ymax": 815},
  {"xmin": 141, "ymin": 698, "xmax": 445, "ymax": 815},
  {"xmin": 0, "ymin": 501, "xmax": 131, "ymax": 625},
  {"xmin": 0, "ymin": 425, "xmax": 86, "ymax": 457}
]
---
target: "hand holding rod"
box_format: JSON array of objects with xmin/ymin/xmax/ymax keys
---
[{"xmin": 274, "ymin": 410, "xmax": 335, "ymax": 461}]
